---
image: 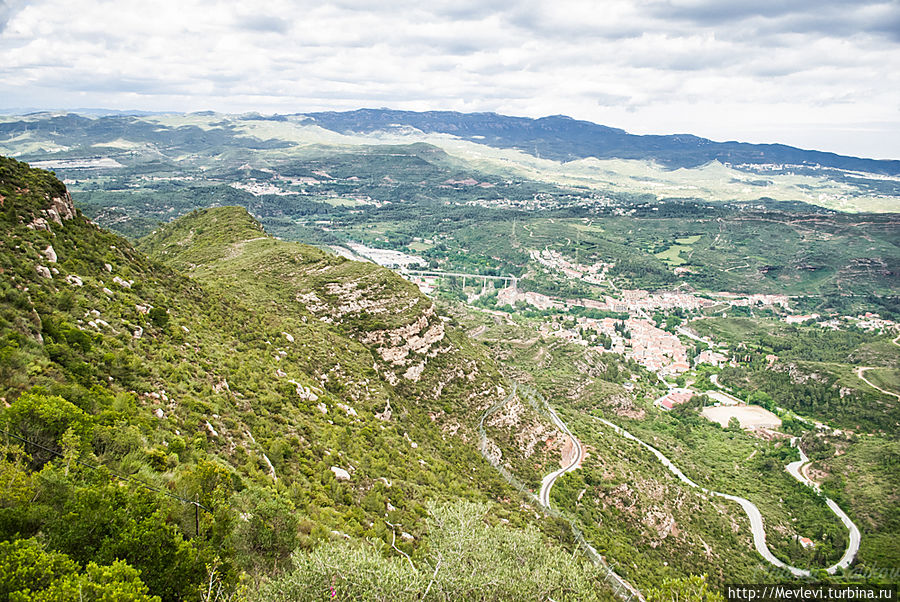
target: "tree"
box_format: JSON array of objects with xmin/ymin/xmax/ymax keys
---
[
  {"xmin": 1, "ymin": 393, "xmax": 91, "ymax": 470},
  {"xmin": 748, "ymin": 391, "xmax": 775, "ymax": 412},
  {"xmin": 27, "ymin": 560, "xmax": 161, "ymax": 602},
  {"xmin": 647, "ymin": 574, "xmax": 725, "ymax": 602},
  {"xmin": 259, "ymin": 500, "xmax": 611, "ymax": 601},
  {"xmin": 33, "ymin": 471, "xmax": 209, "ymax": 602},
  {"xmin": 0, "ymin": 538, "xmax": 159, "ymax": 602},
  {"xmin": 665, "ymin": 315, "xmax": 682, "ymax": 332},
  {"xmin": 148, "ymin": 307, "xmax": 169, "ymax": 328},
  {"xmin": 231, "ymin": 488, "xmax": 299, "ymax": 569}
]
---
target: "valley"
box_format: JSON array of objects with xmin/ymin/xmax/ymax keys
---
[{"xmin": 0, "ymin": 109, "xmax": 898, "ymax": 600}]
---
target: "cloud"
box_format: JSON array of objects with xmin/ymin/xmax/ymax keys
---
[
  {"xmin": 0, "ymin": 0, "xmax": 27, "ymax": 33},
  {"xmin": 0, "ymin": 0, "xmax": 897, "ymax": 157},
  {"xmin": 596, "ymin": 92, "xmax": 635, "ymax": 107},
  {"xmin": 236, "ymin": 14, "xmax": 291, "ymax": 34},
  {"xmin": 649, "ymin": 0, "xmax": 900, "ymax": 41}
]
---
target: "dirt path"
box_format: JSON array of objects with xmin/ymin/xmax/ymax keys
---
[
  {"xmin": 856, "ymin": 366, "xmax": 900, "ymax": 400},
  {"xmin": 468, "ymin": 324, "xmax": 488, "ymax": 338}
]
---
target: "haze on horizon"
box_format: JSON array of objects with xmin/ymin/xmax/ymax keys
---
[{"xmin": 1, "ymin": 0, "xmax": 899, "ymax": 160}]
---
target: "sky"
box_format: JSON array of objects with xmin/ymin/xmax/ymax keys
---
[{"xmin": 2, "ymin": 0, "xmax": 899, "ymax": 159}]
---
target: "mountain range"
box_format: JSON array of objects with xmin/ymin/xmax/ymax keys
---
[
  {"xmin": 4, "ymin": 107, "xmax": 899, "ymax": 174},
  {"xmin": 299, "ymin": 109, "xmax": 900, "ymax": 174}
]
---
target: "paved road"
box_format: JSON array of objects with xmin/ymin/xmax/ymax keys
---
[
  {"xmin": 538, "ymin": 403, "xmax": 586, "ymax": 508},
  {"xmin": 595, "ymin": 417, "xmax": 860, "ymax": 576},
  {"xmin": 785, "ymin": 440, "xmax": 861, "ymax": 572},
  {"xmin": 530, "ymin": 397, "xmax": 645, "ymax": 602},
  {"xmin": 477, "ymin": 386, "xmax": 644, "ymax": 601}
]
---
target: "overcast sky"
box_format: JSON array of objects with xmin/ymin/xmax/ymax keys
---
[{"xmin": 2, "ymin": 0, "xmax": 899, "ymax": 159}]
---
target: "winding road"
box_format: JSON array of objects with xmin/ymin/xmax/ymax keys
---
[
  {"xmin": 785, "ymin": 441, "xmax": 861, "ymax": 572},
  {"xmin": 538, "ymin": 402, "xmax": 586, "ymax": 508},
  {"xmin": 479, "ymin": 376, "xmax": 862, "ymax": 593},
  {"xmin": 479, "ymin": 386, "xmax": 644, "ymax": 602},
  {"xmin": 594, "ymin": 417, "xmax": 860, "ymax": 576},
  {"xmin": 856, "ymin": 366, "xmax": 900, "ymax": 400},
  {"xmin": 501, "ymin": 330, "xmax": 895, "ymax": 583}
]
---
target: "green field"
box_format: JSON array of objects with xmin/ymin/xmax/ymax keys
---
[
  {"xmin": 654, "ymin": 234, "xmax": 702, "ymax": 266},
  {"xmin": 655, "ymin": 245, "xmax": 689, "ymax": 265},
  {"xmin": 408, "ymin": 240, "xmax": 434, "ymax": 251},
  {"xmin": 676, "ymin": 235, "xmax": 702, "ymax": 244},
  {"xmin": 319, "ymin": 196, "xmax": 366, "ymax": 207}
]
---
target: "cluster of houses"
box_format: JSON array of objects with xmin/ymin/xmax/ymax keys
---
[
  {"xmin": 541, "ymin": 315, "xmax": 694, "ymax": 376},
  {"xmin": 530, "ymin": 249, "xmax": 611, "ymax": 285},
  {"xmin": 654, "ymin": 389, "xmax": 695, "ymax": 410}
]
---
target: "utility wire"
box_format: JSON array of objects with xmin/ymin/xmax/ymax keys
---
[{"xmin": 1, "ymin": 427, "xmax": 210, "ymax": 512}]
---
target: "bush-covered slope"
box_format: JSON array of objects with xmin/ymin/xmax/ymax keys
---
[{"xmin": 0, "ymin": 157, "xmax": 605, "ymax": 600}]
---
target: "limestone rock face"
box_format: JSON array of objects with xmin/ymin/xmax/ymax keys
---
[
  {"xmin": 46, "ymin": 192, "xmax": 76, "ymax": 224},
  {"xmin": 26, "ymin": 192, "xmax": 77, "ymax": 231},
  {"xmin": 360, "ymin": 304, "xmax": 452, "ymax": 382}
]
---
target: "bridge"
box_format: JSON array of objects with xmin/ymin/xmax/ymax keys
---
[{"xmin": 401, "ymin": 269, "xmax": 517, "ymax": 289}]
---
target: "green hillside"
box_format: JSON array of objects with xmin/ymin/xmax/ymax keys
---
[
  {"xmin": 0, "ymin": 157, "xmax": 614, "ymax": 600},
  {"xmin": 458, "ymin": 313, "xmax": 819, "ymax": 580},
  {"xmin": 4, "ymin": 155, "xmax": 893, "ymax": 599}
]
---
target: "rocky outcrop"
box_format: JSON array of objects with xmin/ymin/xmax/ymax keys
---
[
  {"xmin": 297, "ymin": 277, "xmax": 421, "ymax": 322},
  {"xmin": 484, "ymin": 392, "xmax": 564, "ymax": 466},
  {"xmin": 288, "ymin": 379, "xmax": 319, "ymax": 401},
  {"xmin": 27, "ymin": 192, "xmax": 77, "ymax": 230},
  {"xmin": 360, "ymin": 304, "xmax": 450, "ymax": 382},
  {"xmin": 330, "ymin": 466, "xmax": 351, "ymax": 481},
  {"xmin": 606, "ymin": 393, "xmax": 646, "ymax": 420},
  {"xmin": 46, "ymin": 192, "xmax": 76, "ymax": 223}
]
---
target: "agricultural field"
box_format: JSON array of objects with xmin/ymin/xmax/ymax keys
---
[
  {"xmin": 655, "ymin": 235, "xmax": 702, "ymax": 266},
  {"xmin": 701, "ymin": 405, "xmax": 782, "ymax": 429}
]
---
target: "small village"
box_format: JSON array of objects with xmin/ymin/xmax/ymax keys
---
[{"xmin": 391, "ymin": 247, "xmax": 899, "ymax": 438}]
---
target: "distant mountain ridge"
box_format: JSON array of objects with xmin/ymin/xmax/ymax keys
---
[{"xmin": 301, "ymin": 108, "xmax": 900, "ymax": 175}]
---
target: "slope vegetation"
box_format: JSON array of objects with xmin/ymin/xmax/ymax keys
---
[{"xmin": 0, "ymin": 157, "xmax": 609, "ymax": 601}]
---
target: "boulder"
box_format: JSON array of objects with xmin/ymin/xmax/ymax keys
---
[{"xmin": 330, "ymin": 466, "xmax": 351, "ymax": 481}]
